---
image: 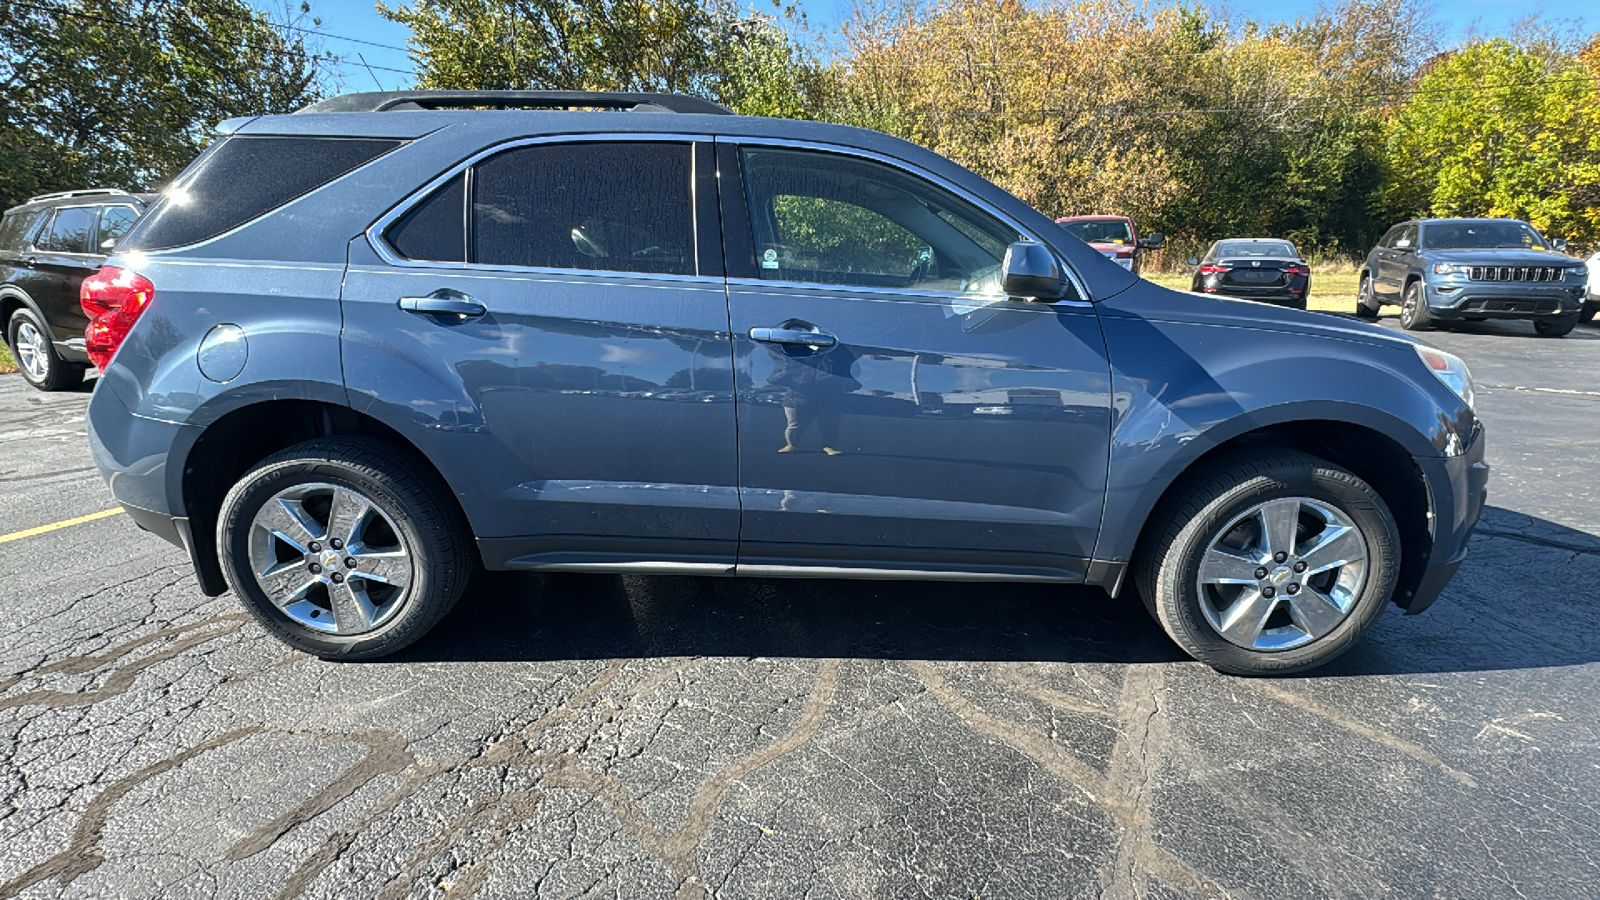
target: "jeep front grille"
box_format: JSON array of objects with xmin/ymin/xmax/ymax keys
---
[{"xmin": 1468, "ymin": 265, "xmax": 1561, "ymax": 282}]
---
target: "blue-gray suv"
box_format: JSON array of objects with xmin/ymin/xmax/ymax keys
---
[
  {"xmin": 1355, "ymin": 217, "xmax": 1588, "ymax": 336},
  {"xmin": 83, "ymin": 91, "xmax": 1488, "ymax": 675}
]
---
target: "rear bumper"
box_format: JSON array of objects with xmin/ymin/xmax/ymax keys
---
[
  {"xmin": 1402, "ymin": 423, "xmax": 1489, "ymax": 614},
  {"xmin": 1425, "ymin": 280, "xmax": 1585, "ymax": 320}
]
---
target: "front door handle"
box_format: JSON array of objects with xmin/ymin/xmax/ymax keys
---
[
  {"xmin": 398, "ymin": 294, "xmax": 486, "ymax": 320},
  {"xmin": 748, "ymin": 326, "xmax": 836, "ymax": 348}
]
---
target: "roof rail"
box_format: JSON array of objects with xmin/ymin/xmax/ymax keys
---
[
  {"xmin": 297, "ymin": 90, "xmax": 734, "ymax": 115},
  {"xmin": 26, "ymin": 188, "xmax": 127, "ymax": 204}
]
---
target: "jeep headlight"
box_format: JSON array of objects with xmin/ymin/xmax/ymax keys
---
[
  {"xmin": 1431, "ymin": 262, "xmax": 1464, "ymax": 275},
  {"xmin": 1415, "ymin": 344, "xmax": 1475, "ymax": 410}
]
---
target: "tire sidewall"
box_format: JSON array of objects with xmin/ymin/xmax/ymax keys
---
[
  {"xmin": 1154, "ymin": 461, "xmax": 1400, "ymax": 676},
  {"xmin": 218, "ymin": 453, "xmax": 453, "ymax": 658},
  {"xmin": 1399, "ymin": 282, "xmax": 1429, "ymax": 330}
]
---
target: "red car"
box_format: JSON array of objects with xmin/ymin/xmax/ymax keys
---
[{"xmin": 1055, "ymin": 215, "xmax": 1164, "ymax": 274}]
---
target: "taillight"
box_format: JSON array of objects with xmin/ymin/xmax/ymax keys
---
[
  {"xmin": 80, "ymin": 266, "xmax": 154, "ymax": 370},
  {"xmin": 1284, "ymin": 265, "xmax": 1311, "ymax": 276},
  {"xmin": 1199, "ymin": 264, "xmax": 1229, "ymax": 274}
]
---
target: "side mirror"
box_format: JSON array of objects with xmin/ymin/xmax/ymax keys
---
[
  {"xmin": 1186, "ymin": 256, "xmax": 1200, "ymax": 267},
  {"xmin": 1551, "ymin": 238, "xmax": 1568, "ymax": 253},
  {"xmin": 100, "ymin": 238, "xmax": 117, "ymax": 250},
  {"xmin": 1138, "ymin": 232, "xmax": 1165, "ymax": 250},
  {"xmin": 1001, "ymin": 241, "xmax": 1065, "ymax": 300}
]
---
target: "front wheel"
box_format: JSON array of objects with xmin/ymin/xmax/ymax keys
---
[
  {"xmin": 217, "ymin": 438, "xmax": 473, "ymax": 659},
  {"xmin": 1534, "ymin": 314, "xmax": 1579, "ymax": 337},
  {"xmin": 1135, "ymin": 452, "xmax": 1400, "ymax": 676},
  {"xmin": 1580, "ymin": 303, "xmax": 1596, "ymax": 324},
  {"xmin": 1398, "ymin": 281, "xmax": 1431, "ymax": 331}
]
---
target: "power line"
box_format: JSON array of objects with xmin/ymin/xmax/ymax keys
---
[{"xmin": 7, "ymin": 0, "xmax": 411, "ymax": 55}]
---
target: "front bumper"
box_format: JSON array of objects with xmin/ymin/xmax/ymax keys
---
[
  {"xmin": 1403, "ymin": 422, "xmax": 1489, "ymax": 614},
  {"xmin": 1425, "ymin": 279, "xmax": 1585, "ymax": 320}
]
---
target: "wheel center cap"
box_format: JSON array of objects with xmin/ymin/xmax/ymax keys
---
[
  {"xmin": 1268, "ymin": 565, "xmax": 1293, "ymax": 584},
  {"xmin": 321, "ymin": 550, "xmax": 342, "ymax": 571}
]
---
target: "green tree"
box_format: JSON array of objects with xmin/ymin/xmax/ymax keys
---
[
  {"xmin": 1383, "ymin": 37, "xmax": 1600, "ymax": 243},
  {"xmin": 0, "ymin": 0, "xmax": 332, "ymax": 207},
  {"xmin": 378, "ymin": 0, "xmax": 822, "ymax": 115}
]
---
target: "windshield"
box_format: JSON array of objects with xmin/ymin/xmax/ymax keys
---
[
  {"xmin": 1422, "ymin": 221, "xmax": 1546, "ymax": 250},
  {"xmin": 1215, "ymin": 240, "xmax": 1296, "ymax": 258},
  {"xmin": 1060, "ymin": 219, "xmax": 1133, "ymax": 244}
]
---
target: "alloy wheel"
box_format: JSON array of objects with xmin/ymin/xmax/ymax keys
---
[
  {"xmin": 1195, "ymin": 496, "xmax": 1369, "ymax": 651},
  {"xmin": 246, "ymin": 482, "xmax": 414, "ymax": 634},
  {"xmin": 14, "ymin": 320, "xmax": 49, "ymax": 382}
]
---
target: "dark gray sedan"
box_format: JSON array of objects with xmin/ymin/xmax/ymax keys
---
[
  {"xmin": 1187, "ymin": 239, "xmax": 1310, "ymax": 308},
  {"xmin": 1356, "ymin": 218, "xmax": 1588, "ymax": 336}
]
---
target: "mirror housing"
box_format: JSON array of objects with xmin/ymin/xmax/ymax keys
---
[
  {"xmin": 1551, "ymin": 237, "xmax": 1568, "ymax": 253},
  {"xmin": 1138, "ymin": 231, "xmax": 1165, "ymax": 250},
  {"xmin": 1001, "ymin": 241, "xmax": 1065, "ymax": 300},
  {"xmin": 1186, "ymin": 256, "xmax": 1200, "ymax": 267}
]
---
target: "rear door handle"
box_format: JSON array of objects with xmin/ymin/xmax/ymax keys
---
[
  {"xmin": 748, "ymin": 326, "xmax": 836, "ymax": 348},
  {"xmin": 398, "ymin": 294, "xmax": 486, "ymax": 319}
]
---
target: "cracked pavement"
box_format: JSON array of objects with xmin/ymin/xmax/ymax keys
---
[{"xmin": 1, "ymin": 315, "xmax": 1598, "ymax": 898}]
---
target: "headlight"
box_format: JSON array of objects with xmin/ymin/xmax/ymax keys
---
[
  {"xmin": 1431, "ymin": 262, "xmax": 1463, "ymax": 275},
  {"xmin": 1415, "ymin": 344, "xmax": 1475, "ymax": 410}
]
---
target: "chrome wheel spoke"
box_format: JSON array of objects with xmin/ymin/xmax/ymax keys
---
[
  {"xmin": 1256, "ymin": 499, "xmax": 1301, "ymax": 557},
  {"xmin": 1298, "ymin": 524, "xmax": 1365, "ymax": 575},
  {"xmin": 258, "ymin": 560, "xmax": 316, "ymax": 608},
  {"xmin": 327, "ymin": 487, "xmax": 373, "ymax": 547},
  {"xmin": 1287, "ymin": 586, "xmax": 1347, "ymax": 640},
  {"xmin": 1199, "ymin": 546, "xmax": 1261, "ymax": 585},
  {"xmin": 256, "ymin": 498, "xmax": 320, "ymax": 552},
  {"xmin": 1217, "ymin": 588, "xmax": 1278, "ymax": 647},
  {"xmin": 348, "ymin": 548, "xmax": 411, "ymax": 590},
  {"xmin": 329, "ymin": 581, "xmax": 377, "ymax": 633}
]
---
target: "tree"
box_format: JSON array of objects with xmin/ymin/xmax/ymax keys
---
[
  {"xmin": 1383, "ymin": 37, "xmax": 1600, "ymax": 244},
  {"xmin": 0, "ymin": 0, "xmax": 333, "ymax": 207},
  {"xmin": 378, "ymin": 0, "xmax": 823, "ymax": 116}
]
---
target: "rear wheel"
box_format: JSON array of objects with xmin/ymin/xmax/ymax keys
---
[
  {"xmin": 1354, "ymin": 275, "xmax": 1379, "ymax": 319},
  {"xmin": 217, "ymin": 437, "xmax": 472, "ymax": 659},
  {"xmin": 1135, "ymin": 451, "xmax": 1400, "ymax": 676},
  {"xmin": 1398, "ymin": 281, "xmax": 1431, "ymax": 330},
  {"xmin": 1534, "ymin": 313, "xmax": 1579, "ymax": 337},
  {"xmin": 7, "ymin": 308, "xmax": 85, "ymax": 392}
]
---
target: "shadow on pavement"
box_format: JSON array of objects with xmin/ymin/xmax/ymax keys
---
[{"xmin": 396, "ymin": 505, "xmax": 1599, "ymax": 675}]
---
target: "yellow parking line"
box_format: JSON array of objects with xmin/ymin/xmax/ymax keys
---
[{"xmin": 0, "ymin": 508, "xmax": 124, "ymax": 545}]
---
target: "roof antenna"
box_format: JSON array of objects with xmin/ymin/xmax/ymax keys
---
[{"xmin": 357, "ymin": 53, "xmax": 386, "ymax": 92}]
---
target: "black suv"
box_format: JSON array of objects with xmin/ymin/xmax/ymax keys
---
[
  {"xmin": 1, "ymin": 189, "xmax": 151, "ymax": 390},
  {"xmin": 1355, "ymin": 218, "xmax": 1588, "ymax": 336}
]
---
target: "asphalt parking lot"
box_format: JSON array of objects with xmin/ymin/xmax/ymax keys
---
[{"xmin": 1, "ymin": 314, "xmax": 1598, "ymax": 899}]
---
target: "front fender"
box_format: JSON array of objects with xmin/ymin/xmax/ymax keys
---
[{"xmin": 1091, "ymin": 299, "xmax": 1470, "ymax": 564}]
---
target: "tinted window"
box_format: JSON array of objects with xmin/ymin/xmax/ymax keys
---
[
  {"xmin": 128, "ymin": 136, "xmax": 401, "ymax": 251},
  {"xmin": 97, "ymin": 205, "xmax": 139, "ymax": 250},
  {"xmin": 1396, "ymin": 224, "xmax": 1418, "ymax": 249},
  {"xmin": 1215, "ymin": 240, "xmax": 1297, "ymax": 258},
  {"xmin": 1379, "ymin": 226, "xmax": 1403, "ymax": 249},
  {"xmin": 1422, "ymin": 221, "xmax": 1546, "ymax": 250},
  {"xmin": 37, "ymin": 206, "xmax": 95, "ymax": 253},
  {"xmin": 387, "ymin": 173, "xmax": 465, "ymax": 262},
  {"xmin": 472, "ymin": 142, "xmax": 694, "ymax": 275},
  {"xmin": 740, "ymin": 147, "xmax": 1019, "ymax": 292},
  {"xmin": 0, "ymin": 209, "xmax": 43, "ymax": 252}
]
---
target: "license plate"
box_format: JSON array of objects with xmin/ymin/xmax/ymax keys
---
[{"xmin": 1232, "ymin": 270, "xmax": 1277, "ymax": 283}]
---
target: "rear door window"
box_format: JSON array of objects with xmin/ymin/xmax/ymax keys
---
[
  {"xmin": 36, "ymin": 206, "xmax": 95, "ymax": 253},
  {"xmin": 127, "ymin": 136, "xmax": 402, "ymax": 251},
  {"xmin": 472, "ymin": 142, "xmax": 695, "ymax": 275}
]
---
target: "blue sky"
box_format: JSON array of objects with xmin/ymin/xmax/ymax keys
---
[{"xmin": 279, "ymin": 0, "xmax": 1600, "ymax": 92}]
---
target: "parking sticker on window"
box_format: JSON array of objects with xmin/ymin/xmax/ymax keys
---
[{"xmin": 761, "ymin": 247, "xmax": 780, "ymax": 270}]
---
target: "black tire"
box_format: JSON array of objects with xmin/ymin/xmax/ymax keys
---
[
  {"xmin": 1580, "ymin": 303, "xmax": 1596, "ymax": 324},
  {"xmin": 7, "ymin": 308, "xmax": 85, "ymax": 391},
  {"xmin": 1534, "ymin": 314, "xmax": 1579, "ymax": 337},
  {"xmin": 217, "ymin": 437, "xmax": 473, "ymax": 660},
  {"xmin": 1398, "ymin": 280, "xmax": 1431, "ymax": 331},
  {"xmin": 1354, "ymin": 275, "xmax": 1379, "ymax": 319},
  {"xmin": 1134, "ymin": 451, "xmax": 1400, "ymax": 676}
]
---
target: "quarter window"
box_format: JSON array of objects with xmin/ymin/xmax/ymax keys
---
[
  {"xmin": 387, "ymin": 173, "xmax": 466, "ymax": 263},
  {"xmin": 37, "ymin": 207, "xmax": 95, "ymax": 253},
  {"xmin": 471, "ymin": 142, "xmax": 694, "ymax": 275},
  {"xmin": 97, "ymin": 205, "xmax": 139, "ymax": 250},
  {"xmin": 738, "ymin": 147, "xmax": 1019, "ymax": 292}
]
